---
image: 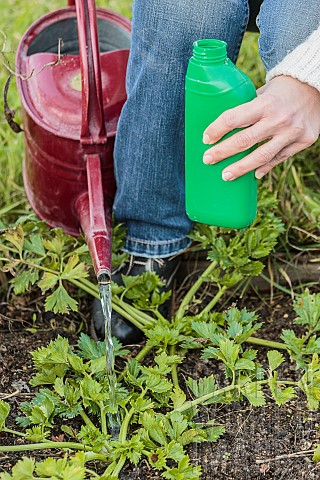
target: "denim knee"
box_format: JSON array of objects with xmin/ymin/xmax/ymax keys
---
[
  {"xmin": 258, "ymin": 0, "xmax": 320, "ymax": 71},
  {"xmin": 114, "ymin": 0, "xmax": 251, "ymax": 257},
  {"xmin": 130, "ymin": 0, "xmax": 250, "ymax": 66}
]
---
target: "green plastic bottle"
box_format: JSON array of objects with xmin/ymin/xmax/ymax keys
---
[{"xmin": 185, "ymin": 39, "xmax": 257, "ymax": 229}]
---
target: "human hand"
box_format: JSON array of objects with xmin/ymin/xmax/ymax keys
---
[{"xmin": 202, "ymin": 76, "xmax": 320, "ymax": 180}]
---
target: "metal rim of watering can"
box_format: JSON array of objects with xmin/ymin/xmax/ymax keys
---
[{"xmin": 15, "ymin": 5, "xmax": 131, "ymax": 141}]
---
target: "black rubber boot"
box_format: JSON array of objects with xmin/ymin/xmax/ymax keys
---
[
  {"xmin": 91, "ymin": 297, "xmax": 144, "ymax": 344},
  {"xmin": 91, "ymin": 255, "xmax": 181, "ymax": 344}
]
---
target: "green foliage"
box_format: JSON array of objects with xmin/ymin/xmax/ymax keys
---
[
  {"xmin": 267, "ymin": 350, "xmax": 285, "ymax": 371},
  {"xmin": 2, "ymin": 304, "xmax": 320, "ymax": 478},
  {"xmin": 0, "ymin": 330, "xmax": 227, "ymax": 479},
  {"xmin": 0, "ymin": 400, "xmax": 10, "ymax": 430},
  {"xmin": 190, "ymin": 187, "xmax": 284, "ymax": 285},
  {"xmin": 280, "ymin": 291, "xmax": 320, "ymax": 369},
  {"xmin": 1, "ymin": 4, "xmax": 320, "ymax": 476},
  {"xmin": 268, "ymin": 373, "xmax": 296, "ymax": 406},
  {"xmin": 1, "ymin": 457, "xmax": 36, "ymax": 480},
  {"xmin": 0, "ymin": 455, "xmax": 88, "ymax": 480},
  {"xmin": 298, "ymin": 354, "xmax": 320, "ymax": 410},
  {"xmin": 187, "ymin": 375, "xmax": 217, "ymax": 405},
  {"xmin": 293, "ymin": 290, "xmax": 320, "ymax": 333},
  {"xmin": 116, "ymin": 271, "xmax": 172, "ymax": 311},
  {"xmin": 0, "ymin": 220, "xmax": 89, "ymax": 313},
  {"xmin": 313, "ymin": 444, "xmax": 320, "ymax": 462},
  {"xmin": 242, "ymin": 382, "xmax": 266, "ymax": 407}
]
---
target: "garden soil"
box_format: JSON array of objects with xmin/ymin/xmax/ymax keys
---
[{"xmin": 0, "ymin": 288, "xmax": 319, "ymax": 480}]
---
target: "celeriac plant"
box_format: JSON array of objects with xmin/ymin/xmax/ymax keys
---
[{"xmin": 1, "ymin": 187, "xmax": 320, "ymax": 478}]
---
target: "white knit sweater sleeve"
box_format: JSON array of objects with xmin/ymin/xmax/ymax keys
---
[{"xmin": 266, "ymin": 26, "xmax": 320, "ymax": 92}]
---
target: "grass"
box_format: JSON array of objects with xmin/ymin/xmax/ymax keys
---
[{"xmin": 0, "ymin": 0, "xmax": 319, "ymax": 250}]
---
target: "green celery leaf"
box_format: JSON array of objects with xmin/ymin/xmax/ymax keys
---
[
  {"xmin": 31, "ymin": 336, "xmax": 70, "ymax": 367},
  {"xmin": 29, "ymin": 397, "xmax": 55, "ymax": 427},
  {"xmin": 280, "ymin": 329, "xmax": 304, "ymax": 354},
  {"xmin": 178, "ymin": 429, "xmax": 206, "ymax": 446},
  {"xmin": 35, "ymin": 458, "xmax": 64, "ymax": 477},
  {"xmin": 38, "ymin": 272, "xmax": 59, "ymax": 293},
  {"xmin": 170, "ymin": 387, "xmax": 186, "ymax": 410},
  {"xmin": 67, "ymin": 354, "xmax": 86, "ymax": 374},
  {"xmin": 149, "ymin": 448, "xmax": 167, "ymax": 469},
  {"xmin": 77, "ymin": 333, "xmax": 105, "ymax": 360},
  {"xmin": 110, "ymin": 435, "xmax": 144, "ymax": 466},
  {"xmin": 192, "ymin": 321, "xmax": 218, "ymax": 340},
  {"xmin": 80, "ymin": 376, "xmax": 105, "ymax": 406},
  {"xmin": 236, "ymin": 323, "xmax": 263, "ymax": 344},
  {"xmin": 112, "ymin": 337, "xmax": 130, "ymax": 357},
  {"xmin": 239, "ymin": 261, "xmax": 264, "ymax": 276},
  {"xmin": 294, "ymin": 290, "xmax": 320, "ymax": 332},
  {"xmin": 45, "ymin": 285, "xmax": 78, "ymax": 314},
  {"xmin": 89, "ymin": 356, "xmax": 106, "ymax": 374},
  {"xmin": 166, "ymin": 440, "xmax": 185, "ymax": 462},
  {"xmin": 61, "ymin": 255, "xmax": 88, "ymax": 281},
  {"xmin": 166, "ymin": 411, "xmax": 188, "ymax": 440},
  {"xmin": 204, "ymin": 425, "xmax": 225, "ymax": 442},
  {"xmin": 4, "ymin": 225, "xmax": 24, "ymax": 256},
  {"xmin": 268, "ymin": 373, "xmax": 296, "ymax": 406},
  {"xmin": 0, "ymin": 400, "xmax": 10, "ymax": 431},
  {"xmin": 267, "ymin": 350, "xmax": 285, "ymax": 371},
  {"xmin": 235, "ymin": 358, "xmax": 256, "ymax": 371},
  {"xmin": 242, "ymin": 349, "xmax": 257, "ymax": 361},
  {"xmin": 131, "ymin": 397, "xmax": 154, "ymax": 413},
  {"xmin": 25, "ymin": 426, "xmax": 50, "ymax": 443},
  {"xmin": 186, "ymin": 375, "xmax": 216, "ymax": 405},
  {"xmin": 163, "ymin": 455, "xmax": 202, "ymax": 480},
  {"xmin": 313, "ymin": 444, "xmax": 320, "ymax": 462},
  {"xmin": 78, "ymin": 424, "xmax": 108, "ymax": 452},
  {"xmin": 145, "ymin": 375, "xmax": 172, "ymax": 393},
  {"xmin": 227, "ymin": 320, "xmax": 243, "ymax": 339},
  {"xmin": 141, "ymin": 412, "xmax": 167, "ymax": 446},
  {"xmin": 218, "ymin": 339, "xmax": 240, "ymax": 367},
  {"xmin": 8, "ymin": 458, "xmax": 35, "ymax": 480},
  {"xmin": 24, "ymin": 233, "xmax": 46, "ymax": 256},
  {"xmin": 30, "ymin": 366, "xmax": 67, "ymax": 386},
  {"xmin": 242, "ymin": 382, "xmax": 266, "ymax": 407},
  {"xmin": 43, "ymin": 235, "xmax": 64, "ymax": 255},
  {"xmin": 61, "ymin": 464, "xmax": 86, "ymax": 479},
  {"xmin": 12, "ymin": 270, "xmax": 39, "ymax": 295}
]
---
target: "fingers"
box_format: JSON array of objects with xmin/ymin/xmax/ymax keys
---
[
  {"xmin": 203, "ymin": 96, "xmax": 264, "ymax": 144},
  {"xmin": 202, "ymin": 76, "xmax": 320, "ymax": 180},
  {"xmin": 254, "ymin": 143, "xmax": 302, "ymax": 178},
  {"xmin": 220, "ymin": 137, "xmax": 291, "ymax": 181},
  {"xmin": 203, "ymin": 119, "xmax": 271, "ymax": 165}
]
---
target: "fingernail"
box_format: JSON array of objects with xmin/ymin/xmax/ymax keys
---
[
  {"xmin": 255, "ymin": 171, "xmax": 265, "ymax": 179},
  {"xmin": 203, "ymin": 133, "xmax": 211, "ymax": 144},
  {"xmin": 203, "ymin": 154, "xmax": 212, "ymax": 164},
  {"xmin": 222, "ymin": 171, "xmax": 235, "ymax": 181}
]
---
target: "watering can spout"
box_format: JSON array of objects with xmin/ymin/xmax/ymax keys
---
[{"xmin": 76, "ymin": 154, "xmax": 112, "ymax": 282}]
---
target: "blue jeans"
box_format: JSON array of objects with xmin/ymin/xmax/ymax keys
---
[{"xmin": 113, "ymin": 0, "xmax": 320, "ymax": 258}]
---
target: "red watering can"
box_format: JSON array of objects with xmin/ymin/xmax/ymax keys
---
[{"xmin": 15, "ymin": 0, "xmax": 131, "ymax": 279}]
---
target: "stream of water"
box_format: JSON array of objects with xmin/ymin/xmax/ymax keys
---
[{"xmin": 98, "ymin": 274, "xmax": 121, "ymax": 438}]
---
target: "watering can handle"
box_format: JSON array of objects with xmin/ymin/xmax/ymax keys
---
[{"xmin": 75, "ymin": 0, "xmax": 107, "ymax": 144}]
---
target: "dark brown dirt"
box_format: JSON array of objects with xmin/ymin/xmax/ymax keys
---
[{"xmin": 0, "ymin": 285, "xmax": 320, "ymax": 480}]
